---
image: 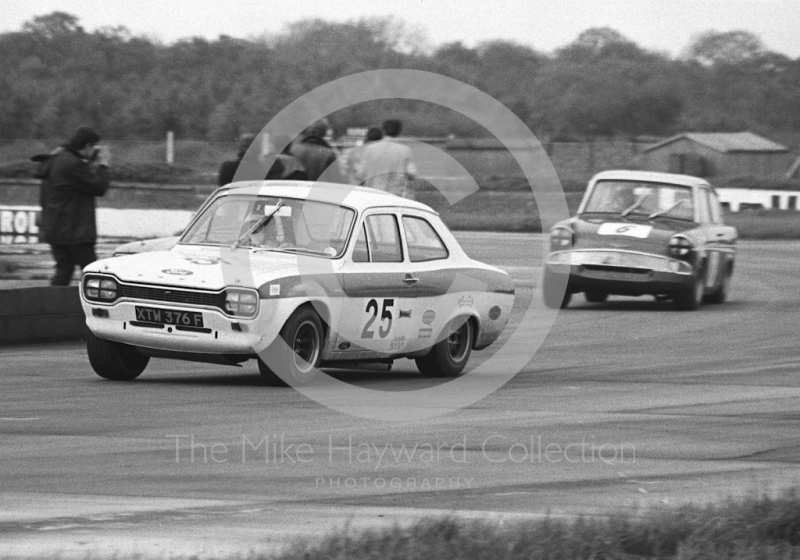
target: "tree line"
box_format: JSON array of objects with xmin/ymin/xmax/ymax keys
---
[{"xmin": 1, "ymin": 12, "xmax": 799, "ymax": 142}]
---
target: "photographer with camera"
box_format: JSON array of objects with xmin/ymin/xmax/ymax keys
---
[{"xmin": 36, "ymin": 126, "xmax": 110, "ymax": 286}]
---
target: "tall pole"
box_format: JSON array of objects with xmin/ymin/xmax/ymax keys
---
[{"xmin": 166, "ymin": 131, "xmax": 174, "ymax": 165}]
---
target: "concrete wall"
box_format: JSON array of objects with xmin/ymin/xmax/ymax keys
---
[
  {"xmin": 0, "ymin": 287, "xmax": 85, "ymax": 344},
  {"xmin": 716, "ymin": 188, "xmax": 800, "ymax": 211}
]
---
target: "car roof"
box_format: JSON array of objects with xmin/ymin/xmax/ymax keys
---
[
  {"xmin": 590, "ymin": 170, "xmax": 711, "ymax": 188},
  {"xmin": 217, "ymin": 181, "xmax": 438, "ymax": 214}
]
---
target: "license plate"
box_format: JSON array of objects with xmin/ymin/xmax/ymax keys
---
[{"xmin": 134, "ymin": 306, "xmax": 204, "ymax": 327}]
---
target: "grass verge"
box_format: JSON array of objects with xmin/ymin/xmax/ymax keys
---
[
  {"xmin": 275, "ymin": 491, "xmax": 800, "ymax": 560},
  {"xmin": 724, "ymin": 210, "xmax": 800, "ymax": 240}
]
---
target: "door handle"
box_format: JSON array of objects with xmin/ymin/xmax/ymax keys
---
[{"xmin": 403, "ymin": 274, "xmax": 419, "ymax": 286}]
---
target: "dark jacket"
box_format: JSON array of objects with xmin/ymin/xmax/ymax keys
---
[
  {"xmin": 265, "ymin": 153, "xmax": 308, "ymax": 181},
  {"xmin": 289, "ymin": 136, "xmax": 345, "ymax": 183},
  {"xmin": 39, "ymin": 147, "xmax": 109, "ymax": 245},
  {"xmin": 218, "ymin": 156, "xmax": 242, "ymax": 186},
  {"xmin": 219, "ymin": 153, "xmax": 308, "ymax": 185}
]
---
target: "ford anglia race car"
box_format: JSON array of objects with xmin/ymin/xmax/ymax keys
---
[
  {"xmin": 542, "ymin": 171, "xmax": 737, "ymax": 310},
  {"xmin": 81, "ymin": 182, "xmax": 515, "ymax": 385}
]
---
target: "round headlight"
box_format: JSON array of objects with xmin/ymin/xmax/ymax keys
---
[
  {"xmin": 550, "ymin": 226, "xmax": 574, "ymax": 251},
  {"xmin": 668, "ymin": 235, "xmax": 693, "ymax": 258}
]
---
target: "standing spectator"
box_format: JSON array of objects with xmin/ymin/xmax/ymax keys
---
[
  {"xmin": 37, "ymin": 126, "xmax": 110, "ymax": 286},
  {"xmin": 356, "ymin": 119, "xmax": 417, "ymax": 197},
  {"xmin": 218, "ymin": 133, "xmax": 256, "ymax": 186},
  {"xmin": 290, "ymin": 120, "xmax": 345, "ymax": 183},
  {"xmin": 343, "ymin": 127, "xmax": 382, "ymax": 185},
  {"xmin": 265, "ymin": 134, "xmax": 307, "ymax": 181}
]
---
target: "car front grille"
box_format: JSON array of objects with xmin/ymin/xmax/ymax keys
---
[{"xmin": 117, "ymin": 283, "xmax": 225, "ymax": 310}]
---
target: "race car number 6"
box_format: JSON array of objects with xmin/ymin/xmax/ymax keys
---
[{"xmin": 361, "ymin": 298, "xmax": 394, "ymax": 339}]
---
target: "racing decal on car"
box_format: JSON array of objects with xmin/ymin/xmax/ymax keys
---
[
  {"xmin": 360, "ymin": 298, "xmax": 395, "ymax": 339},
  {"xmin": 458, "ymin": 296, "xmax": 474, "ymax": 308},
  {"xmin": 390, "ymin": 335, "xmax": 406, "ymax": 351},
  {"xmin": 399, "ymin": 309, "xmax": 413, "ymax": 318},
  {"xmin": 256, "ymin": 268, "xmax": 515, "ymax": 300},
  {"xmin": 161, "ymin": 269, "xmax": 194, "ymax": 275},
  {"xmin": 597, "ymin": 223, "xmax": 653, "ymax": 239},
  {"xmin": 421, "ymin": 310, "xmax": 436, "ymax": 324},
  {"xmin": 269, "ymin": 284, "xmax": 280, "ymax": 296},
  {"xmin": 183, "ymin": 256, "xmax": 229, "ymax": 265},
  {"xmin": 418, "ymin": 328, "xmax": 433, "ymax": 339}
]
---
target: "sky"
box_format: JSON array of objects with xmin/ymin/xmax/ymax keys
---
[{"xmin": 2, "ymin": 0, "xmax": 799, "ymax": 58}]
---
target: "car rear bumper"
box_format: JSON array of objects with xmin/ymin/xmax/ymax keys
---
[{"xmin": 545, "ymin": 249, "xmax": 694, "ymax": 295}]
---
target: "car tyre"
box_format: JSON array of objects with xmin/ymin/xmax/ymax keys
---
[
  {"xmin": 258, "ymin": 305, "xmax": 323, "ymax": 386},
  {"xmin": 704, "ymin": 266, "xmax": 731, "ymax": 304},
  {"xmin": 674, "ymin": 270, "xmax": 705, "ymax": 311},
  {"xmin": 542, "ymin": 273, "xmax": 571, "ymax": 309},
  {"xmin": 87, "ymin": 330, "xmax": 149, "ymax": 380},
  {"xmin": 416, "ymin": 317, "xmax": 474, "ymax": 378},
  {"xmin": 584, "ymin": 290, "xmax": 608, "ymax": 303}
]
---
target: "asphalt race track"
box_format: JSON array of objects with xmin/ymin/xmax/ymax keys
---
[{"xmin": 2, "ymin": 232, "xmax": 800, "ymax": 558}]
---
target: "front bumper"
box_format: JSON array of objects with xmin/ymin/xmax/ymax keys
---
[
  {"xmin": 81, "ymin": 299, "xmax": 280, "ymax": 354},
  {"xmin": 545, "ymin": 249, "xmax": 694, "ymax": 294}
]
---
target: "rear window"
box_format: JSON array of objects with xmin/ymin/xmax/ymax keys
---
[{"xmin": 402, "ymin": 216, "xmax": 449, "ymax": 262}]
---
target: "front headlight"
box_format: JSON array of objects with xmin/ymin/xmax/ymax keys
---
[
  {"xmin": 224, "ymin": 289, "xmax": 258, "ymax": 317},
  {"xmin": 550, "ymin": 226, "xmax": 574, "ymax": 251},
  {"xmin": 668, "ymin": 235, "xmax": 693, "ymax": 258},
  {"xmin": 84, "ymin": 276, "xmax": 118, "ymax": 302}
]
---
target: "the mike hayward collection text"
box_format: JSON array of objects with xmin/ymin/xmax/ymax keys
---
[{"xmin": 166, "ymin": 434, "xmax": 636, "ymax": 466}]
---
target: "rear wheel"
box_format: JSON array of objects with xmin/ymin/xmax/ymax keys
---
[
  {"xmin": 258, "ymin": 306, "xmax": 323, "ymax": 386},
  {"xmin": 87, "ymin": 330, "xmax": 149, "ymax": 380},
  {"xmin": 542, "ymin": 273, "xmax": 571, "ymax": 309},
  {"xmin": 674, "ymin": 270, "xmax": 705, "ymax": 311},
  {"xmin": 584, "ymin": 290, "xmax": 608, "ymax": 303},
  {"xmin": 416, "ymin": 317, "xmax": 474, "ymax": 378}
]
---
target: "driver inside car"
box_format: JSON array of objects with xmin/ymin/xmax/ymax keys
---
[{"xmin": 243, "ymin": 215, "xmax": 285, "ymax": 249}]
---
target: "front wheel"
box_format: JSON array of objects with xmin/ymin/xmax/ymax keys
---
[
  {"xmin": 87, "ymin": 330, "xmax": 149, "ymax": 380},
  {"xmin": 416, "ymin": 317, "xmax": 474, "ymax": 378},
  {"xmin": 258, "ymin": 306, "xmax": 323, "ymax": 386},
  {"xmin": 674, "ymin": 271, "xmax": 705, "ymax": 311},
  {"xmin": 704, "ymin": 266, "xmax": 731, "ymax": 304}
]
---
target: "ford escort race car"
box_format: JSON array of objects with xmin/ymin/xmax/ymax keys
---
[
  {"xmin": 542, "ymin": 170, "xmax": 737, "ymax": 310},
  {"xmin": 81, "ymin": 182, "xmax": 515, "ymax": 385}
]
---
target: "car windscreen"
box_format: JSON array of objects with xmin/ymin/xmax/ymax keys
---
[
  {"xmin": 180, "ymin": 194, "xmax": 356, "ymax": 258},
  {"xmin": 583, "ymin": 181, "xmax": 695, "ymax": 220}
]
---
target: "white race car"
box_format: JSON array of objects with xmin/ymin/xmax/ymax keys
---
[{"xmin": 81, "ymin": 182, "xmax": 515, "ymax": 385}]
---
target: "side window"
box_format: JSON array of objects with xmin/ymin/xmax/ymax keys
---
[
  {"xmin": 708, "ymin": 190, "xmax": 723, "ymax": 224},
  {"xmin": 696, "ymin": 188, "xmax": 711, "ymax": 223},
  {"xmin": 352, "ymin": 223, "xmax": 370, "ymax": 263},
  {"xmin": 402, "ymin": 216, "xmax": 449, "ymax": 262},
  {"xmin": 365, "ymin": 214, "xmax": 403, "ymax": 263}
]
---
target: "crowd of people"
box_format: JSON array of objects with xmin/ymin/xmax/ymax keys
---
[
  {"xmin": 33, "ymin": 119, "xmax": 418, "ymax": 286},
  {"xmin": 217, "ymin": 118, "xmax": 417, "ymax": 197}
]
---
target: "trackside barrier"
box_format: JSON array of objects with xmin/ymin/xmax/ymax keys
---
[{"xmin": 0, "ymin": 287, "xmax": 85, "ymax": 344}]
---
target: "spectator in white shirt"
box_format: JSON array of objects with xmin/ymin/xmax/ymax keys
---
[{"xmin": 356, "ymin": 119, "xmax": 417, "ymax": 197}]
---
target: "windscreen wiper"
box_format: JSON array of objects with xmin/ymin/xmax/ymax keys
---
[
  {"xmin": 648, "ymin": 199, "xmax": 687, "ymax": 220},
  {"xmin": 620, "ymin": 194, "xmax": 650, "ymax": 217},
  {"xmin": 231, "ymin": 200, "xmax": 284, "ymax": 251}
]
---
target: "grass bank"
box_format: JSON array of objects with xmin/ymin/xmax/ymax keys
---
[
  {"xmin": 724, "ymin": 210, "xmax": 800, "ymax": 240},
  {"xmin": 275, "ymin": 492, "xmax": 800, "ymax": 560}
]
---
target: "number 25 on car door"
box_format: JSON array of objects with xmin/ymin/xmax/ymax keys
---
[{"xmin": 340, "ymin": 213, "xmax": 416, "ymax": 354}]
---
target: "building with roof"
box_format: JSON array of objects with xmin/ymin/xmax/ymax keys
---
[{"xmin": 639, "ymin": 131, "xmax": 794, "ymax": 179}]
